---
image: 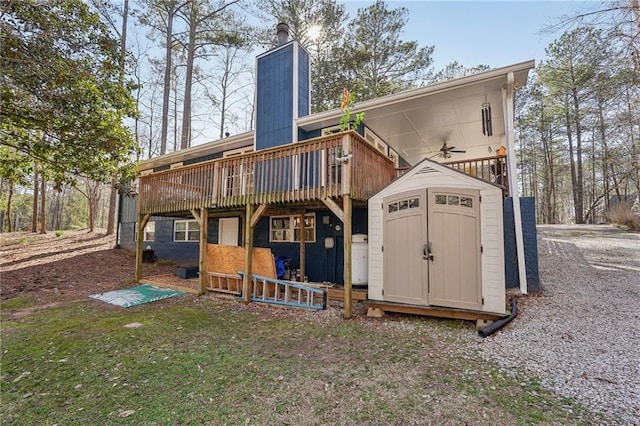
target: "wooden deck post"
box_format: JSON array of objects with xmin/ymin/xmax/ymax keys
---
[
  {"xmin": 134, "ymin": 213, "xmax": 151, "ymax": 282},
  {"xmin": 198, "ymin": 207, "xmax": 209, "ymax": 294},
  {"xmin": 299, "ymin": 210, "xmax": 306, "ymax": 281},
  {"xmin": 242, "ymin": 203, "xmax": 254, "ymax": 303},
  {"xmin": 342, "ymin": 133, "xmax": 353, "ymax": 318}
]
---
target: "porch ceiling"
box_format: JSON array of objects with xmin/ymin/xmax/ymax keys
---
[{"xmin": 298, "ymin": 61, "xmax": 534, "ymax": 166}]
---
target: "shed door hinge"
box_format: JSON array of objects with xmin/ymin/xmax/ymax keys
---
[
  {"xmin": 479, "ymin": 196, "xmax": 482, "ymax": 202},
  {"xmin": 382, "ymin": 289, "xmax": 384, "ymax": 296},
  {"xmin": 480, "ymin": 245, "xmax": 483, "ymax": 253},
  {"xmin": 381, "ymin": 245, "xmax": 384, "ymax": 252},
  {"xmin": 482, "ymin": 297, "xmax": 485, "ymax": 305}
]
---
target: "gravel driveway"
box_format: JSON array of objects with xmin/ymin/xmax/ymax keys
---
[{"xmin": 477, "ymin": 225, "xmax": 640, "ymax": 425}]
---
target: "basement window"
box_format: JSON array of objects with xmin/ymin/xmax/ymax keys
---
[
  {"xmin": 270, "ymin": 214, "xmax": 316, "ymax": 243},
  {"xmin": 174, "ymin": 220, "xmax": 200, "ymax": 242},
  {"xmin": 134, "ymin": 221, "xmax": 155, "ymax": 242}
]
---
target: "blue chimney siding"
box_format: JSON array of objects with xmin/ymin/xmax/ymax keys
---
[
  {"xmin": 256, "ymin": 44, "xmax": 295, "ymax": 150},
  {"xmin": 255, "ymin": 42, "xmax": 310, "ymax": 151},
  {"xmin": 298, "ymin": 48, "xmax": 310, "ymax": 117}
]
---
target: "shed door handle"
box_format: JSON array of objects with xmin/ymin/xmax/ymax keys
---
[{"xmin": 423, "ymin": 243, "xmax": 434, "ymax": 261}]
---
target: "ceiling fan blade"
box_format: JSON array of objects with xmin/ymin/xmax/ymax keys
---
[{"xmin": 451, "ymin": 149, "xmax": 466, "ymax": 153}]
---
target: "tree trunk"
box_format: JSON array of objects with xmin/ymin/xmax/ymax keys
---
[
  {"xmin": 39, "ymin": 175, "xmax": 46, "ymax": 234},
  {"xmin": 219, "ymin": 52, "xmax": 230, "ymax": 139},
  {"xmin": 32, "ymin": 165, "xmax": 38, "ymax": 232},
  {"xmin": 106, "ymin": 185, "xmax": 117, "ymax": 235},
  {"xmin": 106, "ymin": 0, "xmax": 128, "ymax": 235},
  {"xmin": 160, "ymin": 1, "xmax": 176, "ymax": 155},
  {"xmin": 571, "ymin": 87, "xmax": 584, "ymax": 223},
  {"xmin": 6, "ymin": 183, "xmax": 13, "ymax": 233},
  {"xmin": 180, "ymin": 0, "xmax": 198, "ymax": 150},
  {"xmin": 564, "ymin": 98, "xmax": 581, "ymax": 224}
]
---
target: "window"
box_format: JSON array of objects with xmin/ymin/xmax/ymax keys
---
[
  {"xmin": 434, "ymin": 193, "xmax": 473, "ymax": 208},
  {"xmin": 174, "ymin": 220, "xmax": 200, "ymax": 242},
  {"xmin": 388, "ymin": 197, "xmax": 420, "ymax": 213},
  {"xmin": 134, "ymin": 221, "xmax": 155, "ymax": 241},
  {"xmin": 144, "ymin": 221, "xmax": 155, "ymax": 241},
  {"xmin": 270, "ymin": 214, "xmax": 316, "ymax": 243}
]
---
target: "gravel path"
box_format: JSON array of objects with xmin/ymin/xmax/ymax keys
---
[{"xmin": 477, "ymin": 225, "xmax": 640, "ymax": 425}]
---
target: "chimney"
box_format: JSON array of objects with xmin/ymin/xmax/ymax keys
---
[
  {"xmin": 276, "ymin": 22, "xmax": 289, "ymax": 46},
  {"xmin": 254, "ymin": 22, "xmax": 310, "ymax": 150}
]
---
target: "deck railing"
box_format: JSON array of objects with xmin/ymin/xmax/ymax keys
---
[
  {"xmin": 443, "ymin": 154, "xmax": 508, "ymax": 195},
  {"xmin": 138, "ymin": 131, "xmax": 397, "ymax": 215}
]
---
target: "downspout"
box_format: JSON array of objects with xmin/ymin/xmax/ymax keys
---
[
  {"xmin": 115, "ymin": 190, "xmax": 123, "ymax": 249},
  {"xmin": 478, "ymin": 297, "xmax": 517, "ymax": 338},
  {"xmin": 503, "ymin": 72, "xmax": 528, "ymax": 294}
]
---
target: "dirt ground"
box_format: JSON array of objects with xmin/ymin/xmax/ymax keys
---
[
  {"xmin": 0, "ymin": 229, "xmax": 177, "ymax": 307},
  {"xmin": 0, "ymin": 229, "xmax": 367, "ymax": 320}
]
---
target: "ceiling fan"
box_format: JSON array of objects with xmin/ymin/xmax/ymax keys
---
[{"xmin": 439, "ymin": 141, "xmax": 466, "ymax": 159}]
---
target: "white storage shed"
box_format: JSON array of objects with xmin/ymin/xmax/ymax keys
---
[{"xmin": 368, "ymin": 158, "xmax": 506, "ymax": 315}]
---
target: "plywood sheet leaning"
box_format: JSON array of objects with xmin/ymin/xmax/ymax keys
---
[{"xmin": 206, "ymin": 244, "xmax": 276, "ymax": 294}]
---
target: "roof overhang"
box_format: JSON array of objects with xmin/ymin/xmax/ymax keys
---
[
  {"xmin": 298, "ymin": 60, "xmax": 534, "ymax": 165},
  {"xmin": 135, "ymin": 131, "xmax": 254, "ymax": 172}
]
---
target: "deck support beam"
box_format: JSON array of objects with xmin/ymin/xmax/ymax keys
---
[
  {"xmin": 191, "ymin": 208, "xmax": 209, "ymax": 294},
  {"xmin": 299, "ymin": 210, "xmax": 306, "ymax": 281},
  {"xmin": 242, "ymin": 203, "xmax": 255, "ymax": 303},
  {"xmin": 321, "ymin": 197, "xmax": 344, "ymax": 222},
  {"xmin": 342, "ymin": 133, "xmax": 353, "ymax": 319},
  {"xmin": 250, "ymin": 204, "xmax": 268, "ymax": 228},
  {"xmin": 134, "ymin": 213, "xmax": 151, "ymax": 282}
]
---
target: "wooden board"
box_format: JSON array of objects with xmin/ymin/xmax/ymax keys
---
[
  {"xmin": 206, "ymin": 244, "xmax": 276, "ymax": 278},
  {"xmin": 364, "ymin": 300, "xmax": 503, "ymax": 321},
  {"xmin": 327, "ymin": 287, "xmax": 368, "ymax": 302},
  {"xmin": 207, "ymin": 272, "xmax": 243, "ymax": 295}
]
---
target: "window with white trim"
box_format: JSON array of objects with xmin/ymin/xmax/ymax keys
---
[
  {"xmin": 144, "ymin": 221, "xmax": 155, "ymax": 241},
  {"xmin": 134, "ymin": 221, "xmax": 155, "ymax": 241},
  {"xmin": 270, "ymin": 214, "xmax": 315, "ymax": 243},
  {"xmin": 174, "ymin": 220, "xmax": 200, "ymax": 242}
]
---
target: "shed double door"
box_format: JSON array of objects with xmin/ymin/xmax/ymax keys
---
[{"xmin": 383, "ymin": 188, "xmax": 482, "ymax": 310}]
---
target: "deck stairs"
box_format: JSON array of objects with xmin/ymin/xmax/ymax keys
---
[{"xmin": 238, "ymin": 272, "xmax": 327, "ymax": 310}]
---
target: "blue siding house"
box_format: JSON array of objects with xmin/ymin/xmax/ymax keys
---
[{"xmin": 119, "ymin": 23, "xmax": 538, "ymax": 318}]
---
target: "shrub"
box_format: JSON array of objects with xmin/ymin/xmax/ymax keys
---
[
  {"xmin": 55, "ymin": 230, "xmax": 63, "ymax": 237},
  {"xmin": 606, "ymin": 202, "xmax": 640, "ymax": 230}
]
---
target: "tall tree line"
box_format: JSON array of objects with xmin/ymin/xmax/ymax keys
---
[
  {"xmin": 0, "ymin": 0, "xmax": 487, "ymax": 233},
  {"xmin": 516, "ymin": 1, "xmax": 640, "ymax": 224}
]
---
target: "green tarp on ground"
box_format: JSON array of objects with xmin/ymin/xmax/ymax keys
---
[{"xmin": 89, "ymin": 284, "xmax": 184, "ymax": 308}]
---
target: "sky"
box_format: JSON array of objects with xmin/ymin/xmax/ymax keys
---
[{"xmin": 341, "ymin": 1, "xmax": 595, "ymax": 72}]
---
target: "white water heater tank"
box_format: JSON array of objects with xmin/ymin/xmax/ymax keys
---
[{"xmin": 352, "ymin": 234, "xmax": 368, "ymax": 286}]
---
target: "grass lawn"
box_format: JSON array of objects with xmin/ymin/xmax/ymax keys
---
[{"xmin": 1, "ymin": 295, "xmax": 598, "ymax": 425}]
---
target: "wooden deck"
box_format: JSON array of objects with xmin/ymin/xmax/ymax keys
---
[{"xmin": 137, "ymin": 131, "xmax": 396, "ymax": 215}]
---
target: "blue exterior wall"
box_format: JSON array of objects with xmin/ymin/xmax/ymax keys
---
[
  {"xmin": 119, "ymin": 206, "xmax": 368, "ymax": 283},
  {"xmin": 503, "ymin": 197, "xmax": 540, "ymax": 290},
  {"xmin": 119, "ymin": 215, "xmax": 242, "ymax": 265},
  {"xmin": 252, "ymin": 208, "xmax": 368, "ymax": 284}
]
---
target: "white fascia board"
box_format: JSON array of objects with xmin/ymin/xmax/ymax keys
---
[{"xmin": 136, "ymin": 131, "xmax": 254, "ymax": 172}]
